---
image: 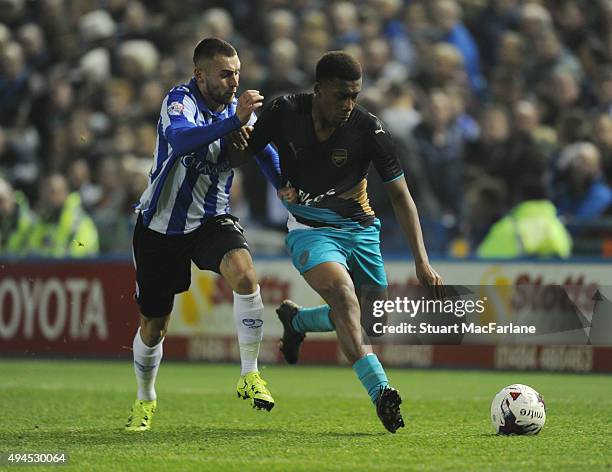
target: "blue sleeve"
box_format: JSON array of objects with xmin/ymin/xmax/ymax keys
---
[
  {"xmin": 254, "ymin": 144, "xmax": 282, "ymax": 189},
  {"xmin": 161, "ymin": 89, "xmax": 242, "ymax": 156},
  {"xmin": 575, "ymin": 183, "xmax": 612, "ymax": 218},
  {"xmin": 165, "ymin": 115, "xmax": 242, "ymax": 157}
]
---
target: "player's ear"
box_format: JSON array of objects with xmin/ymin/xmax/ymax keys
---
[
  {"xmin": 314, "ymin": 82, "xmax": 320, "ymax": 96},
  {"xmin": 194, "ymin": 67, "xmax": 204, "ymax": 83}
]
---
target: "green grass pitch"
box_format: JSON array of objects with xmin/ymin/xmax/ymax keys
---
[{"xmin": 0, "ymin": 360, "xmax": 610, "ymax": 471}]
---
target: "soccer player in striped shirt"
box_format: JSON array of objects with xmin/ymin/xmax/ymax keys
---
[{"xmin": 125, "ymin": 38, "xmax": 281, "ymax": 431}]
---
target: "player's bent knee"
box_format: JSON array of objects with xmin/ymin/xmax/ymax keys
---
[
  {"xmin": 322, "ymin": 283, "xmax": 359, "ymax": 311},
  {"xmin": 140, "ymin": 310, "xmax": 171, "ymax": 341},
  {"xmin": 221, "ymin": 249, "xmax": 258, "ymax": 294},
  {"xmin": 231, "ymin": 268, "xmax": 258, "ymax": 294}
]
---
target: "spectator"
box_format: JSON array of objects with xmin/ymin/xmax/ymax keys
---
[
  {"xmin": 137, "ymin": 79, "xmax": 165, "ymax": 124},
  {"xmin": 375, "ymin": 0, "xmax": 415, "ymax": 70},
  {"xmin": 415, "ymin": 42, "xmax": 469, "ymax": 94},
  {"xmin": 359, "ymin": 6, "xmax": 384, "ymax": 43},
  {"xmin": 16, "ymin": 23, "xmax": 49, "ymax": 72},
  {"xmin": 90, "ymin": 157, "xmax": 128, "ymax": 254},
  {"xmin": 300, "ymin": 28, "xmax": 330, "ymax": 82},
  {"xmin": 117, "ymin": 39, "xmax": 159, "ymax": 82},
  {"xmin": 555, "ymin": 0, "xmax": 589, "ymax": 52},
  {"xmin": 482, "ymin": 100, "xmax": 551, "ymax": 205},
  {"xmin": 477, "ymin": 179, "xmax": 572, "ymax": 259},
  {"xmin": 27, "ymin": 173, "xmax": 99, "ymax": 257},
  {"xmin": 379, "ymin": 81, "xmax": 421, "ymax": 149},
  {"xmin": 0, "ymin": 41, "xmax": 29, "ymax": 127},
  {"xmin": 539, "ymin": 67, "xmax": 585, "ymax": 125},
  {"xmin": 261, "ymin": 38, "xmax": 308, "ymax": 98},
  {"xmin": 236, "ymin": 45, "xmax": 267, "ymax": 91},
  {"xmin": 555, "ymin": 142, "xmax": 612, "ymax": 219},
  {"xmin": 432, "ymin": 0, "xmax": 486, "ymax": 96},
  {"xmin": 447, "ymin": 85, "xmax": 479, "ymax": 142},
  {"xmin": 595, "ymin": 66, "xmax": 612, "ymax": 115},
  {"xmin": 0, "ymin": 176, "xmax": 32, "ymax": 255},
  {"xmin": 488, "ymin": 69, "xmax": 525, "ymax": 109},
  {"xmin": 529, "ymin": 29, "xmax": 584, "ymax": 105},
  {"xmin": 67, "ymin": 158, "xmax": 100, "ymax": 210},
  {"xmin": 79, "ymin": 9, "xmax": 116, "ymax": 46},
  {"xmin": 121, "ymin": 0, "xmax": 153, "ymax": 40},
  {"xmin": 199, "ymin": 7, "xmax": 248, "ymax": 53},
  {"xmin": 518, "ymin": 3, "xmax": 553, "ymax": 42},
  {"xmin": 329, "ymin": 2, "xmax": 361, "ymax": 48},
  {"xmin": 512, "ymin": 99, "xmax": 557, "ymax": 161},
  {"xmin": 0, "ymin": 121, "xmax": 39, "ymax": 198},
  {"xmin": 472, "ymin": 0, "xmax": 520, "ymax": 69},
  {"xmin": 362, "ymin": 37, "xmax": 408, "ymax": 88},
  {"xmin": 493, "ymin": 31, "xmax": 526, "ymax": 77},
  {"xmin": 409, "ymin": 88, "xmax": 465, "ymax": 223},
  {"xmin": 265, "ymin": 9, "xmax": 297, "ymax": 43},
  {"xmin": 79, "ymin": 47, "xmax": 112, "ymax": 86},
  {"xmin": 465, "ymin": 104, "xmax": 511, "ymax": 178},
  {"xmin": 404, "ymin": 0, "xmax": 431, "ymax": 35},
  {"xmin": 463, "ymin": 174, "xmax": 508, "ymax": 248},
  {"xmin": 121, "ymin": 154, "xmax": 148, "ymax": 234},
  {"xmin": 591, "ymin": 113, "xmax": 612, "ymax": 182}
]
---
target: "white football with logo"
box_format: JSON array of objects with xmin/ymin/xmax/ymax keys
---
[{"xmin": 490, "ymin": 384, "xmax": 546, "ymax": 435}]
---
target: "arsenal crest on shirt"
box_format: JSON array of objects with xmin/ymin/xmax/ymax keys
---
[{"xmin": 331, "ymin": 149, "xmax": 348, "ymax": 167}]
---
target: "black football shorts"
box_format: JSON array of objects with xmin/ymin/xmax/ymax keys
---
[{"xmin": 133, "ymin": 213, "xmax": 249, "ymax": 317}]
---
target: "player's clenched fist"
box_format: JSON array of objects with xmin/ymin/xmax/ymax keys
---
[
  {"xmin": 229, "ymin": 125, "xmax": 253, "ymax": 150},
  {"xmin": 236, "ymin": 90, "xmax": 264, "ymax": 124},
  {"xmin": 415, "ymin": 261, "xmax": 445, "ymax": 300},
  {"xmin": 277, "ymin": 186, "xmax": 297, "ymax": 204}
]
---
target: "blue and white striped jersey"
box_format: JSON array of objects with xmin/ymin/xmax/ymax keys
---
[{"xmin": 136, "ymin": 78, "xmax": 246, "ymax": 235}]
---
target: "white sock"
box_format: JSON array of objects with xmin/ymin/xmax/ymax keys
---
[
  {"xmin": 133, "ymin": 327, "xmax": 163, "ymax": 401},
  {"xmin": 233, "ymin": 285, "xmax": 264, "ymax": 376}
]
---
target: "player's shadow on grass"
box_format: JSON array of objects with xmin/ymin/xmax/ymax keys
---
[
  {"xmin": 4, "ymin": 427, "xmax": 384, "ymax": 448},
  {"xmin": 180, "ymin": 426, "xmax": 385, "ymax": 439}
]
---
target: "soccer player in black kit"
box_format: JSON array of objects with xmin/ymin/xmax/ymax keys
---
[{"xmin": 234, "ymin": 51, "xmax": 444, "ymax": 433}]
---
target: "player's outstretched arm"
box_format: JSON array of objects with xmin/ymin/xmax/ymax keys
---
[
  {"xmin": 384, "ymin": 177, "xmax": 445, "ymax": 298},
  {"xmin": 166, "ymin": 90, "xmax": 263, "ymax": 157},
  {"xmin": 228, "ymin": 95, "xmax": 283, "ymax": 167},
  {"xmin": 227, "ymin": 95, "xmax": 282, "ymax": 169},
  {"xmin": 225, "ymin": 123, "xmax": 282, "ymax": 189}
]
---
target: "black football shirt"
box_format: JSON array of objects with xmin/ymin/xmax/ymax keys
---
[{"xmin": 248, "ymin": 93, "xmax": 404, "ymax": 229}]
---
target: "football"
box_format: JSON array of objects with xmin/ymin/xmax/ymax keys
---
[{"xmin": 491, "ymin": 384, "xmax": 546, "ymax": 435}]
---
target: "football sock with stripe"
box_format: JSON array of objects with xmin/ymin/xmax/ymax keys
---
[{"xmin": 291, "ymin": 305, "xmax": 335, "ymax": 333}]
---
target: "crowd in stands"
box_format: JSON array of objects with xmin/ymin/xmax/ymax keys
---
[{"xmin": 2, "ymin": 0, "xmax": 612, "ymax": 258}]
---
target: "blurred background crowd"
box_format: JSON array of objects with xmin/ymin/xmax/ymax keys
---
[{"xmin": 2, "ymin": 0, "xmax": 612, "ymax": 259}]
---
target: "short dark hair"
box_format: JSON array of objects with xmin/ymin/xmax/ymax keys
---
[
  {"xmin": 193, "ymin": 37, "xmax": 237, "ymax": 65},
  {"xmin": 315, "ymin": 51, "xmax": 362, "ymax": 83}
]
